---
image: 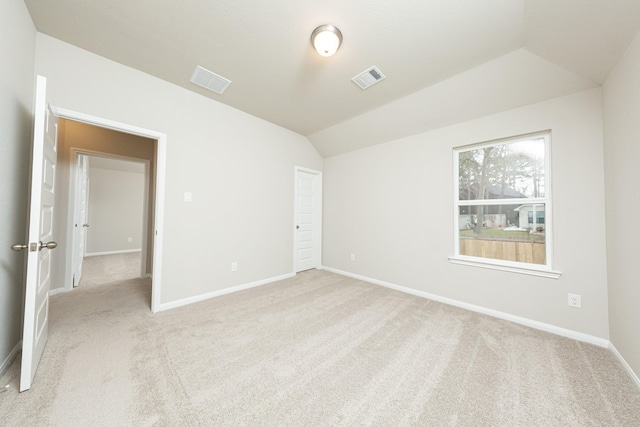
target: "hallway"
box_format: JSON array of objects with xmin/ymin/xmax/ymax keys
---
[{"xmin": 78, "ymin": 252, "xmax": 143, "ymax": 287}]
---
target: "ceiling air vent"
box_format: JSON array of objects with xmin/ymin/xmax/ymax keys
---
[
  {"xmin": 190, "ymin": 66, "xmax": 232, "ymax": 95},
  {"xmin": 352, "ymin": 65, "xmax": 386, "ymax": 90}
]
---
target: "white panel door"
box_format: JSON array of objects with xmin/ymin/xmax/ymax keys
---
[
  {"xmin": 20, "ymin": 75, "xmax": 58, "ymax": 392},
  {"xmin": 294, "ymin": 168, "xmax": 321, "ymax": 272},
  {"xmin": 72, "ymin": 155, "xmax": 89, "ymax": 287}
]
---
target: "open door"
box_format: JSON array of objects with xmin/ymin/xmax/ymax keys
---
[
  {"xmin": 11, "ymin": 75, "xmax": 58, "ymax": 392},
  {"xmin": 72, "ymin": 154, "xmax": 89, "ymax": 287}
]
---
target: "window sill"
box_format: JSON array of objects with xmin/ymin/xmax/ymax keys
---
[{"xmin": 448, "ymin": 256, "xmax": 562, "ymax": 279}]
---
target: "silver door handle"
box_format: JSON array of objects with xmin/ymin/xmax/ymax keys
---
[
  {"xmin": 11, "ymin": 243, "xmax": 27, "ymax": 251},
  {"xmin": 82, "ymin": 224, "xmax": 90, "ymax": 227},
  {"xmin": 38, "ymin": 241, "xmax": 58, "ymax": 251}
]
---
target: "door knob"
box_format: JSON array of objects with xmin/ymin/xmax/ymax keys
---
[
  {"xmin": 82, "ymin": 224, "xmax": 90, "ymax": 227},
  {"xmin": 11, "ymin": 243, "xmax": 27, "ymax": 251},
  {"xmin": 38, "ymin": 241, "xmax": 58, "ymax": 251}
]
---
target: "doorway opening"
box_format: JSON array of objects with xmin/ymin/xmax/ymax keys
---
[
  {"xmin": 71, "ymin": 154, "xmax": 148, "ymax": 289},
  {"xmin": 53, "ymin": 108, "xmax": 166, "ymax": 312}
]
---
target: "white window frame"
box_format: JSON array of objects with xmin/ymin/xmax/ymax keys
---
[{"xmin": 449, "ymin": 131, "xmax": 561, "ymax": 279}]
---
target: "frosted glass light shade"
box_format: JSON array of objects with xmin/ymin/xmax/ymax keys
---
[{"xmin": 311, "ymin": 25, "xmax": 343, "ymax": 57}]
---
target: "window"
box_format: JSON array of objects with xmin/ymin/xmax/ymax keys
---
[
  {"xmin": 451, "ymin": 131, "xmax": 559, "ymax": 278},
  {"xmin": 527, "ymin": 209, "xmax": 545, "ymax": 225}
]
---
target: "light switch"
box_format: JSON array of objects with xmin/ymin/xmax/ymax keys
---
[{"xmin": 184, "ymin": 192, "xmax": 192, "ymax": 203}]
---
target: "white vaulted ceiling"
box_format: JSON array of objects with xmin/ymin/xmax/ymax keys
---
[{"xmin": 24, "ymin": 0, "xmax": 640, "ymax": 156}]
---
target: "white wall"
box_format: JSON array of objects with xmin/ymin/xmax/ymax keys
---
[
  {"xmin": 86, "ymin": 166, "xmax": 145, "ymax": 255},
  {"xmin": 603, "ymin": 30, "xmax": 640, "ymax": 377},
  {"xmin": 0, "ymin": 0, "xmax": 36, "ymax": 374},
  {"xmin": 323, "ymin": 88, "xmax": 609, "ymax": 339},
  {"xmin": 35, "ymin": 34, "xmax": 323, "ymax": 304}
]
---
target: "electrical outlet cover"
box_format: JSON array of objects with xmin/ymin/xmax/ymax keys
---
[{"xmin": 568, "ymin": 293, "xmax": 582, "ymax": 308}]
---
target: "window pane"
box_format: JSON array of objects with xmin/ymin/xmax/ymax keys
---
[
  {"xmin": 458, "ymin": 204, "xmax": 546, "ymax": 265},
  {"xmin": 458, "ymin": 138, "xmax": 545, "ymax": 200}
]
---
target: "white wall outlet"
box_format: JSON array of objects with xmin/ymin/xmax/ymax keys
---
[
  {"xmin": 184, "ymin": 192, "xmax": 192, "ymax": 203},
  {"xmin": 231, "ymin": 262, "xmax": 238, "ymax": 272},
  {"xmin": 568, "ymin": 293, "xmax": 582, "ymax": 308},
  {"xmin": 127, "ymin": 237, "xmax": 132, "ymax": 243},
  {"xmin": 350, "ymin": 253, "xmax": 355, "ymax": 261}
]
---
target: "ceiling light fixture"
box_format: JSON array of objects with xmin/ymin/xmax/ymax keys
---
[{"xmin": 311, "ymin": 24, "xmax": 343, "ymax": 57}]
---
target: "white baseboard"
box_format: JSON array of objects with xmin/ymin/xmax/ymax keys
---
[
  {"xmin": 49, "ymin": 287, "xmax": 70, "ymax": 296},
  {"xmin": 0, "ymin": 341, "xmax": 21, "ymax": 378},
  {"xmin": 609, "ymin": 342, "xmax": 640, "ymax": 389},
  {"xmin": 322, "ymin": 266, "xmax": 610, "ymax": 348},
  {"xmin": 156, "ymin": 272, "xmax": 296, "ymax": 312},
  {"xmin": 85, "ymin": 249, "xmax": 142, "ymax": 257}
]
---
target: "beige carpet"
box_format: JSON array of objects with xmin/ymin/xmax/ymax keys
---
[
  {"xmin": 1, "ymin": 256, "xmax": 639, "ymax": 426},
  {"xmin": 78, "ymin": 252, "xmax": 143, "ymax": 287}
]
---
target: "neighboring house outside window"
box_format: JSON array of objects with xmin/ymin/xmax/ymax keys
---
[{"xmin": 451, "ymin": 131, "xmax": 559, "ymax": 278}]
